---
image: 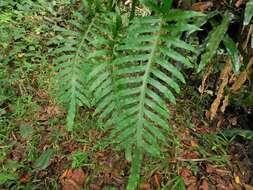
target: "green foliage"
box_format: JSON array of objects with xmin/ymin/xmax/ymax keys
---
[
  {"xmin": 51, "ymin": 0, "xmax": 203, "ymax": 187},
  {"xmin": 197, "ymin": 11, "xmax": 230, "ymax": 72},
  {"xmin": 244, "ymin": 0, "xmax": 253, "ymax": 25},
  {"xmin": 222, "ymin": 129, "xmax": 253, "ymax": 140},
  {"xmin": 50, "ymin": 13, "xmax": 92, "ymax": 131},
  {"xmin": 223, "ymin": 35, "xmax": 240, "ymax": 73},
  {"xmin": 0, "ymin": 173, "xmax": 17, "ymax": 185},
  {"xmin": 34, "ymin": 148, "xmax": 54, "ymax": 170},
  {"xmin": 1, "ymin": 0, "xmax": 252, "ymax": 189},
  {"xmin": 71, "ymin": 151, "xmax": 88, "ymax": 168}
]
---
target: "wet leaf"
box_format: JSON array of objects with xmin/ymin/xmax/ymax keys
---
[{"xmin": 34, "ymin": 148, "xmax": 54, "ymax": 170}]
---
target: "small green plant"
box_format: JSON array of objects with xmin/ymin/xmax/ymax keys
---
[{"xmin": 71, "ymin": 151, "xmax": 88, "ymax": 168}]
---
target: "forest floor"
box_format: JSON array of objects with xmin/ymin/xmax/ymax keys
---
[{"xmin": 1, "ymin": 82, "xmax": 253, "ymax": 190}]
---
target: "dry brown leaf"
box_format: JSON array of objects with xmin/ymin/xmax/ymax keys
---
[
  {"xmin": 220, "ymin": 57, "xmax": 253, "ymax": 113},
  {"xmin": 243, "ymin": 183, "xmax": 253, "ymax": 190},
  {"xmin": 182, "ymin": 151, "xmax": 200, "ymax": 159},
  {"xmin": 190, "ymin": 140, "xmax": 199, "ymax": 148},
  {"xmin": 206, "ymin": 165, "xmax": 231, "ymax": 176},
  {"xmin": 140, "ymin": 180, "xmax": 153, "ymax": 190},
  {"xmin": 191, "ymin": 1, "xmax": 213, "ymax": 12},
  {"xmin": 70, "ymin": 168, "xmax": 86, "ymax": 186},
  {"xmin": 199, "ymin": 179, "xmax": 209, "ymax": 190},
  {"xmin": 235, "ymin": 0, "xmax": 245, "ymax": 7},
  {"xmin": 199, "ymin": 65, "xmax": 213, "ymax": 95},
  {"xmin": 20, "ymin": 173, "xmax": 31, "ymax": 183},
  {"xmin": 235, "ymin": 176, "xmax": 241, "ymax": 184},
  {"xmin": 37, "ymin": 90, "xmax": 49, "ymax": 99},
  {"xmin": 61, "ymin": 168, "xmax": 86, "ymax": 190},
  {"xmin": 231, "ymin": 58, "xmax": 253, "ymax": 93},
  {"xmin": 210, "ymin": 59, "xmax": 232, "ymax": 120},
  {"xmin": 154, "ymin": 174, "xmax": 161, "ymax": 188},
  {"xmin": 221, "ymin": 96, "xmax": 229, "ymax": 113}
]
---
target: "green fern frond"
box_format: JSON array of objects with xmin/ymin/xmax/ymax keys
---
[
  {"xmin": 50, "ymin": 13, "xmax": 95, "ymax": 131},
  {"xmin": 87, "ymin": 14, "xmax": 121, "ymax": 129},
  {"xmin": 110, "ymin": 9, "xmax": 203, "ymax": 189}
]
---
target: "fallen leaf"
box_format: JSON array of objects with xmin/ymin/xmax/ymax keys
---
[
  {"xmin": 154, "ymin": 174, "xmax": 161, "ymax": 188},
  {"xmin": 199, "ymin": 65, "xmax": 213, "ymax": 95},
  {"xmin": 191, "ymin": 1, "xmax": 213, "ymax": 12},
  {"xmin": 243, "ymin": 183, "xmax": 253, "ymax": 190},
  {"xmin": 210, "ymin": 59, "xmax": 232, "ymax": 120},
  {"xmin": 199, "ymin": 179, "xmax": 209, "ymax": 190},
  {"xmin": 180, "ymin": 168, "xmax": 197, "ymax": 186},
  {"xmin": 206, "ymin": 165, "xmax": 231, "ymax": 176},
  {"xmin": 140, "ymin": 180, "xmax": 152, "ymax": 190},
  {"xmin": 235, "ymin": 0, "xmax": 245, "ymax": 7},
  {"xmin": 61, "ymin": 168, "xmax": 86, "ymax": 190},
  {"xmin": 11, "ymin": 144, "xmax": 26, "ymax": 161},
  {"xmin": 19, "ymin": 173, "xmax": 31, "ymax": 183},
  {"xmin": 69, "ymin": 168, "xmax": 86, "ymax": 186},
  {"xmin": 37, "ymin": 90, "xmax": 49, "ymax": 99},
  {"xmin": 37, "ymin": 113, "xmax": 49, "ymax": 121},
  {"xmin": 180, "ymin": 168, "xmax": 192, "ymax": 178},
  {"xmin": 235, "ymin": 176, "xmax": 241, "ymax": 184},
  {"xmin": 182, "ymin": 151, "xmax": 200, "ymax": 159},
  {"xmin": 190, "ymin": 140, "xmax": 199, "ymax": 148}
]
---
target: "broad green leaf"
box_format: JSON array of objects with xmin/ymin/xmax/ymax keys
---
[
  {"xmin": 0, "ymin": 173, "xmax": 16, "ymax": 185},
  {"xmin": 163, "ymin": 0, "xmax": 173, "ymax": 10},
  {"xmin": 19, "ymin": 124, "xmax": 34, "ymax": 138},
  {"xmin": 222, "ymin": 129, "xmax": 253, "ymax": 140},
  {"xmin": 34, "ymin": 149, "xmax": 54, "ymax": 170},
  {"xmin": 197, "ymin": 11, "xmax": 230, "ymax": 72},
  {"xmin": 223, "ymin": 35, "xmax": 240, "ymax": 73},
  {"xmin": 244, "ymin": 0, "xmax": 253, "ymax": 25},
  {"xmin": 164, "ymin": 9, "xmax": 205, "ymax": 20}
]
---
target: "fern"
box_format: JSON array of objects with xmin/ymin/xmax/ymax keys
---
[
  {"xmin": 87, "ymin": 14, "xmax": 121, "ymax": 128},
  {"xmin": 49, "ymin": 12, "xmax": 95, "ymax": 131},
  {"xmin": 108, "ymin": 4, "xmax": 204, "ymax": 189}
]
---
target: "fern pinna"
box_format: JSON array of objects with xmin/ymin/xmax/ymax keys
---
[{"xmin": 111, "ymin": 3, "xmax": 204, "ymax": 190}]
